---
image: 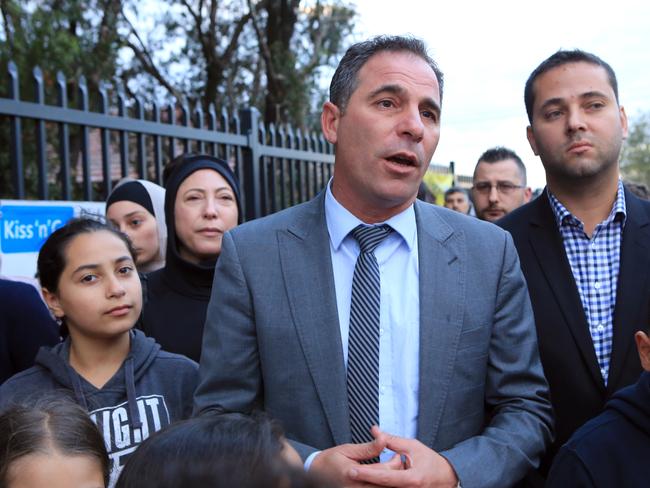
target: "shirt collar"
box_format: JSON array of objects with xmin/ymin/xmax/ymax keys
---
[
  {"xmin": 325, "ymin": 179, "xmax": 417, "ymax": 251},
  {"xmin": 548, "ymin": 179, "xmax": 627, "ymax": 228}
]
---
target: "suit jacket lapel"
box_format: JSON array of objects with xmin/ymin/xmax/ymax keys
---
[
  {"xmin": 608, "ymin": 190, "xmax": 650, "ymax": 391},
  {"xmin": 277, "ymin": 192, "xmax": 350, "ymax": 445},
  {"xmin": 528, "ymin": 193, "xmax": 604, "ymax": 390},
  {"xmin": 414, "ymin": 202, "xmax": 465, "ymax": 447}
]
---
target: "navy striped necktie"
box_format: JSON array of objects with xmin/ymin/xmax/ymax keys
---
[{"xmin": 347, "ymin": 224, "xmax": 393, "ymax": 453}]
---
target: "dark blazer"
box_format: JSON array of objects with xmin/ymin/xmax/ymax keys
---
[
  {"xmin": 498, "ymin": 188, "xmax": 650, "ymax": 475},
  {"xmin": 0, "ymin": 279, "xmax": 60, "ymax": 384},
  {"xmin": 195, "ymin": 192, "xmax": 553, "ymax": 488}
]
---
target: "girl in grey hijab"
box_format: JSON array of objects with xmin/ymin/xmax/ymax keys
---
[{"xmin": 106, "ymin": 179, "xmax": 167, "ymax": 273}]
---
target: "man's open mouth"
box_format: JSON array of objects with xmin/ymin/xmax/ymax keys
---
[{"xmin": 387, "ymin": 154, "xmax": 417, "ymax": 166}]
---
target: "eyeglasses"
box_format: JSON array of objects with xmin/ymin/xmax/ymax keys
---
[{"xmin": 472, "ymin": 182, "xmax": 524, "ymax": 195}]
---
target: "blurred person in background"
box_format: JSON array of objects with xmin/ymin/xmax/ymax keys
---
[
  {"xmin": 472, "ymin": 147, "xmax": 532, "ymax": 222},
  {"xmin": 0, "ymin": 278, "xmax": 60, "ymax": 384},
  {"xmin": 443, "ymin": 186, "xmax": 473, "ymax": 215},
  {"xmin": 106, "ymin": 179, "xmax": 167, "ymax": 273}
]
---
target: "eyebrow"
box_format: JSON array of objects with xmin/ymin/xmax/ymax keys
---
[
  {"xmin": 184, "ymin": 186, "xmax": 234, "ymax": 194},
  {"xmin": 539, "ymin": 91, "xmax": 611, "ymax": 111},
  {"xmin": 122, "ymin": 210, "xmax": 146, "ymax": 218},
  {"xmin": 368, "ymin": 83, "xmax": 441, "ymax": 116},
  {"xmin": 184, "ymin": 185, "xmax": 232, "ymax": 192},
  {"xmin": 71, "ymin": 256, "xmax": 133, "ymax": 275}
]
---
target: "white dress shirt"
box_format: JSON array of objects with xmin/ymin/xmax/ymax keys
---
[{"xmin": 319, "ymin": 182, "xmax": 421, "ymax": 463}]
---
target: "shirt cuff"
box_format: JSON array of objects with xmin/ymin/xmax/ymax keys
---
[{"xmin": 304, "ymin": 450, "xmax": 321, "ymax": 471}]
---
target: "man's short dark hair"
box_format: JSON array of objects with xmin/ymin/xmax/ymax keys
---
[
  {"xmin": 524, "ymin": 49, "xmax": 619, "ymax": 123},
  {"xmin": 444, "ymin": 186, "xmax": 469, "ymax": 200},
  {"xmin": 329, "ymin": 35, "xmax": 444, "ymax": 113},
  {"xmin": 474, "ymin": 146, "xmax": 527, "ymax": 185}
]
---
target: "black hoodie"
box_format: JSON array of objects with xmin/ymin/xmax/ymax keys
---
[
  {"xmin": 140, "ymin": 156, "xmax": 241, "ymax": 362},
  {"xmin": 0, "ymin": 329, "xmax": 198, "ymax": 486},
  {"xmin": 546, "ymin": 371, "xmax": 650, "ymax": 487}
]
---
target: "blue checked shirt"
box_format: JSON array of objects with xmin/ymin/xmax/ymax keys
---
[{"xmin": 548, "ymin": 181, "xmax": 626, "ymax": 384}]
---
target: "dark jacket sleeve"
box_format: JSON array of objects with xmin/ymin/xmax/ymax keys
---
[
  {"xmin": 546, "ymin": 447, "xmax": 596, "ymax": 488},
  {"xmin": 1, "ymin": 281, "xmax": 60, "ymax": 384}
]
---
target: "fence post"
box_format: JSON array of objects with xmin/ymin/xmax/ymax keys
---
[
  {"xmin": 8, "ymin": 61, "xmax": 24, "ymax": 198},
  {"xmin": 56, "ymin": 71, "xmax": 71, "ymax": 200},
  {"xmin": 450, "ymin": 160, "xmax": 456, "ymax": 186},
  {"xmin": 117, "ymin": 85, "xmax": 129, "ymax": 178},
  {"xmin": 99, "ymin": 81, "xmax": 112, "ymax": 196},
  {"xmin": 33, "ymin": 66, "xmax": 48, "ymax": 199},
  {"xmin": 135, "ymin": 97, "xmax": 146, "ymax": 179},
  {"xmin": 152, "ymin": 102, "xmax": 163, "ymax": 185},
  {"xmin": 239, "ymin": 107, "xmax": 262, "ymax": 221},
  {"xmin": 78, "ymin": 75, "xmax": 92, "ymax": 201}
]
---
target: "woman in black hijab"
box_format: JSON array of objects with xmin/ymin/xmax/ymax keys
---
[{"xmin": 140, "ymin": 154, "xmax": 241, "ymax": 362}]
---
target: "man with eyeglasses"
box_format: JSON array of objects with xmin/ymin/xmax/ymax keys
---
[{"xmin": 471, "ymin": 147, "xmax": 532, "ymax": 222}]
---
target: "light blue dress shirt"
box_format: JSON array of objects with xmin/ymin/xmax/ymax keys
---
[{"xmin": 319, "ymin": 182, "xmax": 421, "ymax": 463}]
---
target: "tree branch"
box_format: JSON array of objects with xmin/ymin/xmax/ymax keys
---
[
  {"xmin": 119, "ymin": 7, "xmax": 182, "ymax": 100},
  {"xmin": 0, "ymin": 0, "xmax": 16, "ymax": 55},
  {"xmin": 221, "ymin": 8, "xmax": 253, "ymax": 65},
  {"xmin": 247, "ymin": 0, "xmax": 276, "ymax": 81}
]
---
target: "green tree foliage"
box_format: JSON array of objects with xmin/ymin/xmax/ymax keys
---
[
  {"xmin": 0, "ymin": 0, "xmax": 355, "ymax": 198},
  {"xmin": 0, "ymin": 0, "xmax": 122, "ymax": 198},
  {"xmin": 121, "ymin": 0, "xmax": 356, "ymax": 128},
  {"xmin": 0, "ymin": 0, "xmax": 121, "ymax": 97},
  {"xmin": 621, "ymin": 111, "xmax": 650, "ymax": 188},
  {"xmin": 250, "ymin": 0, "xmax": 355, "ymax": 126}
]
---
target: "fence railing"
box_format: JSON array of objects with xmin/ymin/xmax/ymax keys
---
[{"xmin": 0, "ymin": 61, "xmax": 460, "ymax": 221}]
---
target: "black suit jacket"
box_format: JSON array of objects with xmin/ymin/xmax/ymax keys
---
[{"xmin": 498, "ymin": 188, "xmax": 650, "ymax": 475}]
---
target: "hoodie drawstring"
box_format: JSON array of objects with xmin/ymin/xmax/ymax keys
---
[
  {"xmin": 125, "ymin": 356, "xmax": 142, "ymax": 429},
  {"xmin": 67, "ymin": 363, "xmax": 89, "ymax": 410}
]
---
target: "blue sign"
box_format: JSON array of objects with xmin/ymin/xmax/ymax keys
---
[{"xmin": 0, "ymin": 205, "xmax": 73, "ymax": 253}]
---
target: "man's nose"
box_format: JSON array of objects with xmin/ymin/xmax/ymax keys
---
[
  {"xmin": 397, "ymin": 107, "xmax": 424, "ymax": 142},
  {"xmin": 566, "ymin": 108, "xmax": 587, "ymax": 133},
  {"xmin": 488, "ymin": 184, "xmax": 500, "ymax": 203}
]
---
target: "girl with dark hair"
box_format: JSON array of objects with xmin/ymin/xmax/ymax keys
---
[
  {"xmin": 0, "ymin": 218, "xmax": 198, "ymax": 486},
  {"xmin": 106, "ymin": 179, "xmax": 167, "ymax": 273},
  {"xmin": 116, "ymin": 414, "xmax": 335, "ymax": 488},
  {"xmin": 0, "ymin": 399, "xmax": 109, "ymax": 488},
  {"xmin": 140, "ymin": 154, "xmax": 241, "ymax": 362}
]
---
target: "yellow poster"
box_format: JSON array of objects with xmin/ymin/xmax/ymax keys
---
[{"xmin": 422, "ymin": 171, "xmax": 454, "ymax": 206}]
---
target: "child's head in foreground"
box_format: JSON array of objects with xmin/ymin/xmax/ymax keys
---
[{"xmin": 0, "ymin": 399, "xmax": 109, "ymax": 488}]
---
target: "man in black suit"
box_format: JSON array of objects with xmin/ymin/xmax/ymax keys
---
[{"xmin": 499, "ymin": 49, "xmax": 650, "ymax": 482}]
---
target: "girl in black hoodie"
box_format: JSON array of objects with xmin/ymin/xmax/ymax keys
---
[
  {"xmin": 140, "ymin": 154, "xmax": 241, "ymax": 362},
  {"xmin": 0, "ymin": 218, "xmax": 198, "ymax": 486}
]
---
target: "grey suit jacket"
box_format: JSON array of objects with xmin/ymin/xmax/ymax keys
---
[{"xmin": 194, "ymin": 192, "xmax": 553, "ymax": 488}]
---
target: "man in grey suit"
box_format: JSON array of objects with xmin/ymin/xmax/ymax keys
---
[{"xmin": 194, "ymin": 36, "xmax": 552, "ymax": 488}]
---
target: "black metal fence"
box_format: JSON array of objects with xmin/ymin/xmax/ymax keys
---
[{"xmin": 0, "ymin": 61, "xmax": 460, "ymax": 221}]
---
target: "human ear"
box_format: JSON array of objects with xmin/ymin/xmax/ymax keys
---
[
  {"xmin": 619, "ymin": 105, "xmax": 628, "ymax": 140},
  {"xmin": 634, "ymin": 331, "xmax": 650, "ymax": 371},
  {"xmin": 42, "ymin": 287, "xmax": 64, "ymax": 320},
  {"xmin": 522, "ymin": 187, "xmax": 532, "ymax": 203},
  {"xmin": 526, "ymin": 125, "xmax": 539, "ymax": 156},
  {"xmin": 321, "ymin": 101, "xmax": 341, "ymax": 145}
]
